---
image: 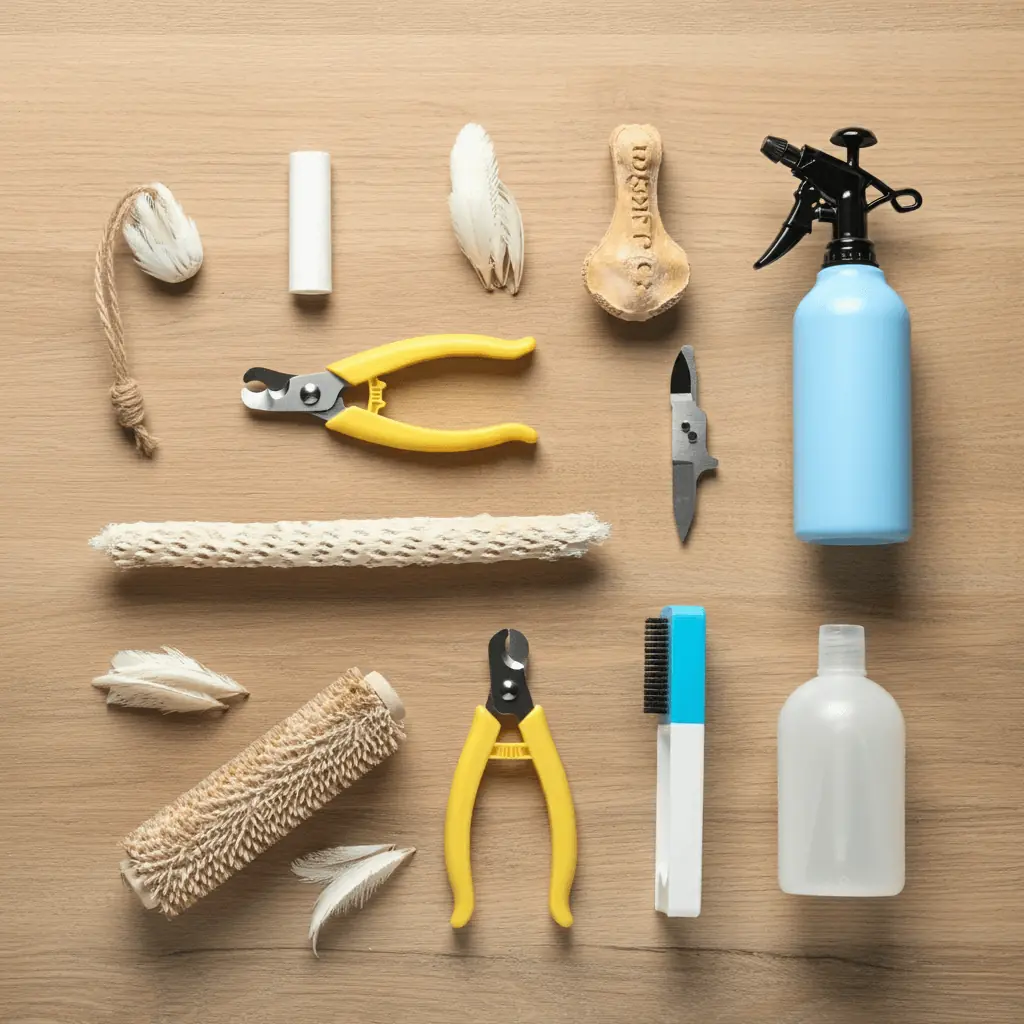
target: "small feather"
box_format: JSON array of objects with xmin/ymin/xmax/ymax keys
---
[
  {"xmin": 448, "ymin": 191, "xmax": 493, "ymax": 290},
  {"xmin": 449, "ymin": 124, "xmax": 523, "ymax": 295},
  {"xmin": 123, "ymin": 183, "xmax": 203, "ymax": 284},
  {"xmin": 107, "ymin": 648, "xmax": 247, "ymax": 702},
  {"xmin": 307, "ymin": 847, "xmax": 415, "ymax": 956},
  {"xmin": 499, "ymin": 182, "xmax": 524, "ymax": 294},
  {"xmin": 291, "ymin": 844, "xmax": 394, "ymax": 884},
  {"xmin": 102, "ymin": 678, "xmax": 226, "ymax": 714},
  {"xmin": 449, "ymin": 124, "xmax": 500, "ymax": 289},
  {"xmin": 450, "ymin": 124, "xmax": 501, "ymax": 286}
]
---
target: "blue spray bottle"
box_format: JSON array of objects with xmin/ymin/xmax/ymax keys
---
[{"xmin": 755, "ymin": 128, "xmax": 923, "ymax": 545}]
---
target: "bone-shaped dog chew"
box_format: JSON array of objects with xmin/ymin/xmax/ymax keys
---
[{"xmin": 583, "ymin": 124, "xmax": 690, "ymax": 321}]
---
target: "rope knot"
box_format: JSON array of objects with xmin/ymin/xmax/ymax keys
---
[
  {"xmin": 110, "ymin": 378, "xmax": 158, "ymax": 456},
  {"xmin": 110, "ymin": 378, "xmax": 145, "ymax": 428}
]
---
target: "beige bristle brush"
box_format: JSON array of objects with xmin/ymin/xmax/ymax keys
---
[{"xmin": 120, "ymin": 668, "xmax": 405, "ymax": 917}]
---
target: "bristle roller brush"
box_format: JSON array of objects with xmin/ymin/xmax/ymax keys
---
[{"xmin": 120, "ymin": 668, "xmax": 405, "ymax": 917}]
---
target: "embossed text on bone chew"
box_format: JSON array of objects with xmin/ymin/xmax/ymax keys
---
[
  {"xmin": 629, "ymin": 145, "xmax": 652, "ymax": 249},
  {"xmin": 632, "ymin": 258, "xmax": 653, "ymax": 292}
]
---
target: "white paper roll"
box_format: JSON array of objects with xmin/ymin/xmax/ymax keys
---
[{"xmin": 289, "ymin": 151, "xmax": 332, "ymax": 294}]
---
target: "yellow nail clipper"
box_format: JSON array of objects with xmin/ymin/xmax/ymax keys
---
[
  {"xmin": 445, "ymin": 629, "xmax": 577, "ymax": 928},
  {"xmin": 241, "ymin": 334, "xmax": 537, "ymax": 452}
]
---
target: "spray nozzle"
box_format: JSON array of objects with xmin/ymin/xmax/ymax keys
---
[
  {"xmin": 754, "ymin": 126, "xmax": 922, "ymax": 270},
  {"xmin": 760, "ymin": 136, "xmax": 801, "ymax": 167}
]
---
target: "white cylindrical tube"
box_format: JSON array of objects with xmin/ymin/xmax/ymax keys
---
[{"xmin": 289, "ymin": 151, "xmax": 332, "ymax": 294}]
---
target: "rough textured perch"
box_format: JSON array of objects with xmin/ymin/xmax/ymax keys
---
[{"xmin": 90, "ymin": 512, "xmax": 611, "ymax": 569}]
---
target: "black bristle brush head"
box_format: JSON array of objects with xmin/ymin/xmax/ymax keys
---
[{"xmin": 644, "ymin": 617, "xmax": 669, "ymax": 715}]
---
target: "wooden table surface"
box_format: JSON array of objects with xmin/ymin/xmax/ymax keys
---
[{"xmin": 2, "ymin": 4, "xmax": 1022, "ymax": 1022}]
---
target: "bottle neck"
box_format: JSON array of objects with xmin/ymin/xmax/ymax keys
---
[
  {"xmin": 824, "ymin": 237, "xmax": 877, "ymax": 267},
  {"xmin": 818, "ymin": 624, "xmax": 866, "ymax": 675}
]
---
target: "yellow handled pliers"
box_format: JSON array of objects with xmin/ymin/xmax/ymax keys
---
[
  {"xmin": 241, "ymin": 334, "xmax": 537, "ymax": 452},
  {"xmin": 445, "ymin": 628, "xmax": 577, "ymax": 928}
]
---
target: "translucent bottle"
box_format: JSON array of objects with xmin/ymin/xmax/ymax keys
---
[{"xmin": 778, "ymin": 625, "xmax": 905, "ymax": 896}]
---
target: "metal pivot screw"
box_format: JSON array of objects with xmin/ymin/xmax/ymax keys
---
[
  {"xmin": 299, "ymin": 382, "xmax": 321, "ymax": 405},
  {"xmin": 501, "ymin": 679, "xmax": 518, "ymax": 702}
]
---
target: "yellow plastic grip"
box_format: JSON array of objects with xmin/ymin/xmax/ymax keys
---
[
  {"xmin": 327, "ymin": 334, "xmax": 536, "ymax": 385},
  {"xmin": 519, "ymin": 705, "xmax": 577, "ymax": 928},
  {"xmin": 445, "ymin": 706, "xmax": 501, "ymax": 928},
  {"xmin": 324, "ymin": 406, "xmax": 538, "ymax": 452}
]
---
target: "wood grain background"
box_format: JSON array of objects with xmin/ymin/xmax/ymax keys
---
[{"xmin": 2, "ymin": 5, "xmax": 1022, "ymax": 1022}]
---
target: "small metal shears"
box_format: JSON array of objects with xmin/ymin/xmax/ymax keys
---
[
  {"xmin": 671, "ymin": 345, "xmax": 718, "ymax": 542},
  {"xmin": 444, "ymin": 629, "xmax": 577, "ymax": 928},
  {"xmin": 242, "ymin": 334, "xmax": 538, "ymax": 453}
]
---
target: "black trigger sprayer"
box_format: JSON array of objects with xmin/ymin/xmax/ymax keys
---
[
  {"xmin": 754, "ymin": 127, "xmax": 922, "ymax": 269},
  {"xmin": 752, "ymin": 127, "xmax": 924, "ymax": 547}
]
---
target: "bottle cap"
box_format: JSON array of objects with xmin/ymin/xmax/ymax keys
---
[
  {"xmin": 289, "ymin": 151, "xmax": 332, "ymax": 294},
  {"xmin": 818, "ymin": 624, "xmax": 866, "ymax": 675}
]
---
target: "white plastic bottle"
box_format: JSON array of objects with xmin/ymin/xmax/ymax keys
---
[{"xmin": 778, "ymin": 625, "xmax": 905, "ymax": 896}]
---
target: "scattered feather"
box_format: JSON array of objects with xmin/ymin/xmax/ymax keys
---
[
  {"xmin": 449, "ymin": 124, "xmax": 524, "ymax": 295},
  {"xmin": 291, "ymin": 844, "xmax": 394, "ymax": 884},
  {"xmin": 109, "ymin": 647, "xmax": 247, "ymax": 702},
  {"xmin": 123, "ymin": 182, "xmax": 204, "ymax": 284},
  {"xmin": 293, "ymin": 844, "xmax": 415, "ymax": 956},
  {"xmin": 101, "ymin": 678, "xmax": 226, "ymax": 714},
  {"xmin": 499, "ymin": 182, "xmax": 524, "ymax": 294},
  {"xmin": 93, "ymin": 647, "xmax": 247, "ymax": 713}
]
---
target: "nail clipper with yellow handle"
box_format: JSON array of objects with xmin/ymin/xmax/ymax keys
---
[
  {"xmin": 445, "ymin": 628, "xmax": 577, "ymax": 928},
  {"xmin": 241, "ymin": 334, "xmax": 537, "ymax": 452}
]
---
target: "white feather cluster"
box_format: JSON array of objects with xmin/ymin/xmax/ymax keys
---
[
  {"xmin": 92, "ymin": 647, "xmax": 248, "ymax": 713},
  {"xmin": 123, "ymin": 183, "xmax": 204, "ymax": 284},
  {"xmin": 292, "ymin": 843, "xmax": 415, "ymax": 956},
  {"xmin": 449, "ymin": 123, "xmax": 524, "ymax": 294}
]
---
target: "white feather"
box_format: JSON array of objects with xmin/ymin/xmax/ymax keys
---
[
  {"xmin": 448, "ymin": 191, "xmax": 493, "ymax": 291},
  {"xmin": 302, "ymin": 846, "xmax": 415, "ymax": 956},
  {"xmin": 106, "ymin": 647, "xmax": 248, "ymax": 702},
  {"xmin": 449, "ymin": 124, "xmax": 524, "ymax": 294},
  {"xmin": 499, "ymin": 182, "xmax": 524, "ymax": 295},
  {"xmin": 101, "ymin": 678, "xmax": 226, "ymax": 714},
  {"xmin": 291, "ymin": 844, "xmax": 394, "ymax": 884},
  {"xmin": 123, "ymin": 182, "xmax": 204, "ymax": 284}
]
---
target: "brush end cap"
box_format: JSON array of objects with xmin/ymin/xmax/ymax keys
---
[{"xmin": 364, "ymin": 670, "xmax": 405, "ymax": 722}]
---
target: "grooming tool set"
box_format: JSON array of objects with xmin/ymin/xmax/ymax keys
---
[{"xmin": 92, "ymin": 123, "xmax": 921, "ymax": 946}]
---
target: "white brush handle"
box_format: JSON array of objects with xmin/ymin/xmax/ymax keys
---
[{"xmin": 655, "ymin": 723, "xmax": 704, "ymax": 917}]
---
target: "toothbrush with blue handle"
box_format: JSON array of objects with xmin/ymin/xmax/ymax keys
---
[{"xmin": 644, "ymin": 606, "xmax": 706, "ymax": 917}]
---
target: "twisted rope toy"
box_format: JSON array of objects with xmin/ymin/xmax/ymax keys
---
[
  {"xmin": 94, "ymin": 183, "xmax": 203, "ymax": 456},
  {"xmin": 95, "ymin": 186, "xmax": 161, "ymax": 456}
]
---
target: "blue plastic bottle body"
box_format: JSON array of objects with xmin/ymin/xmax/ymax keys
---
[{"xmin": 793, "ymin": 264, "xmax": 912, "ymax": 545}]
